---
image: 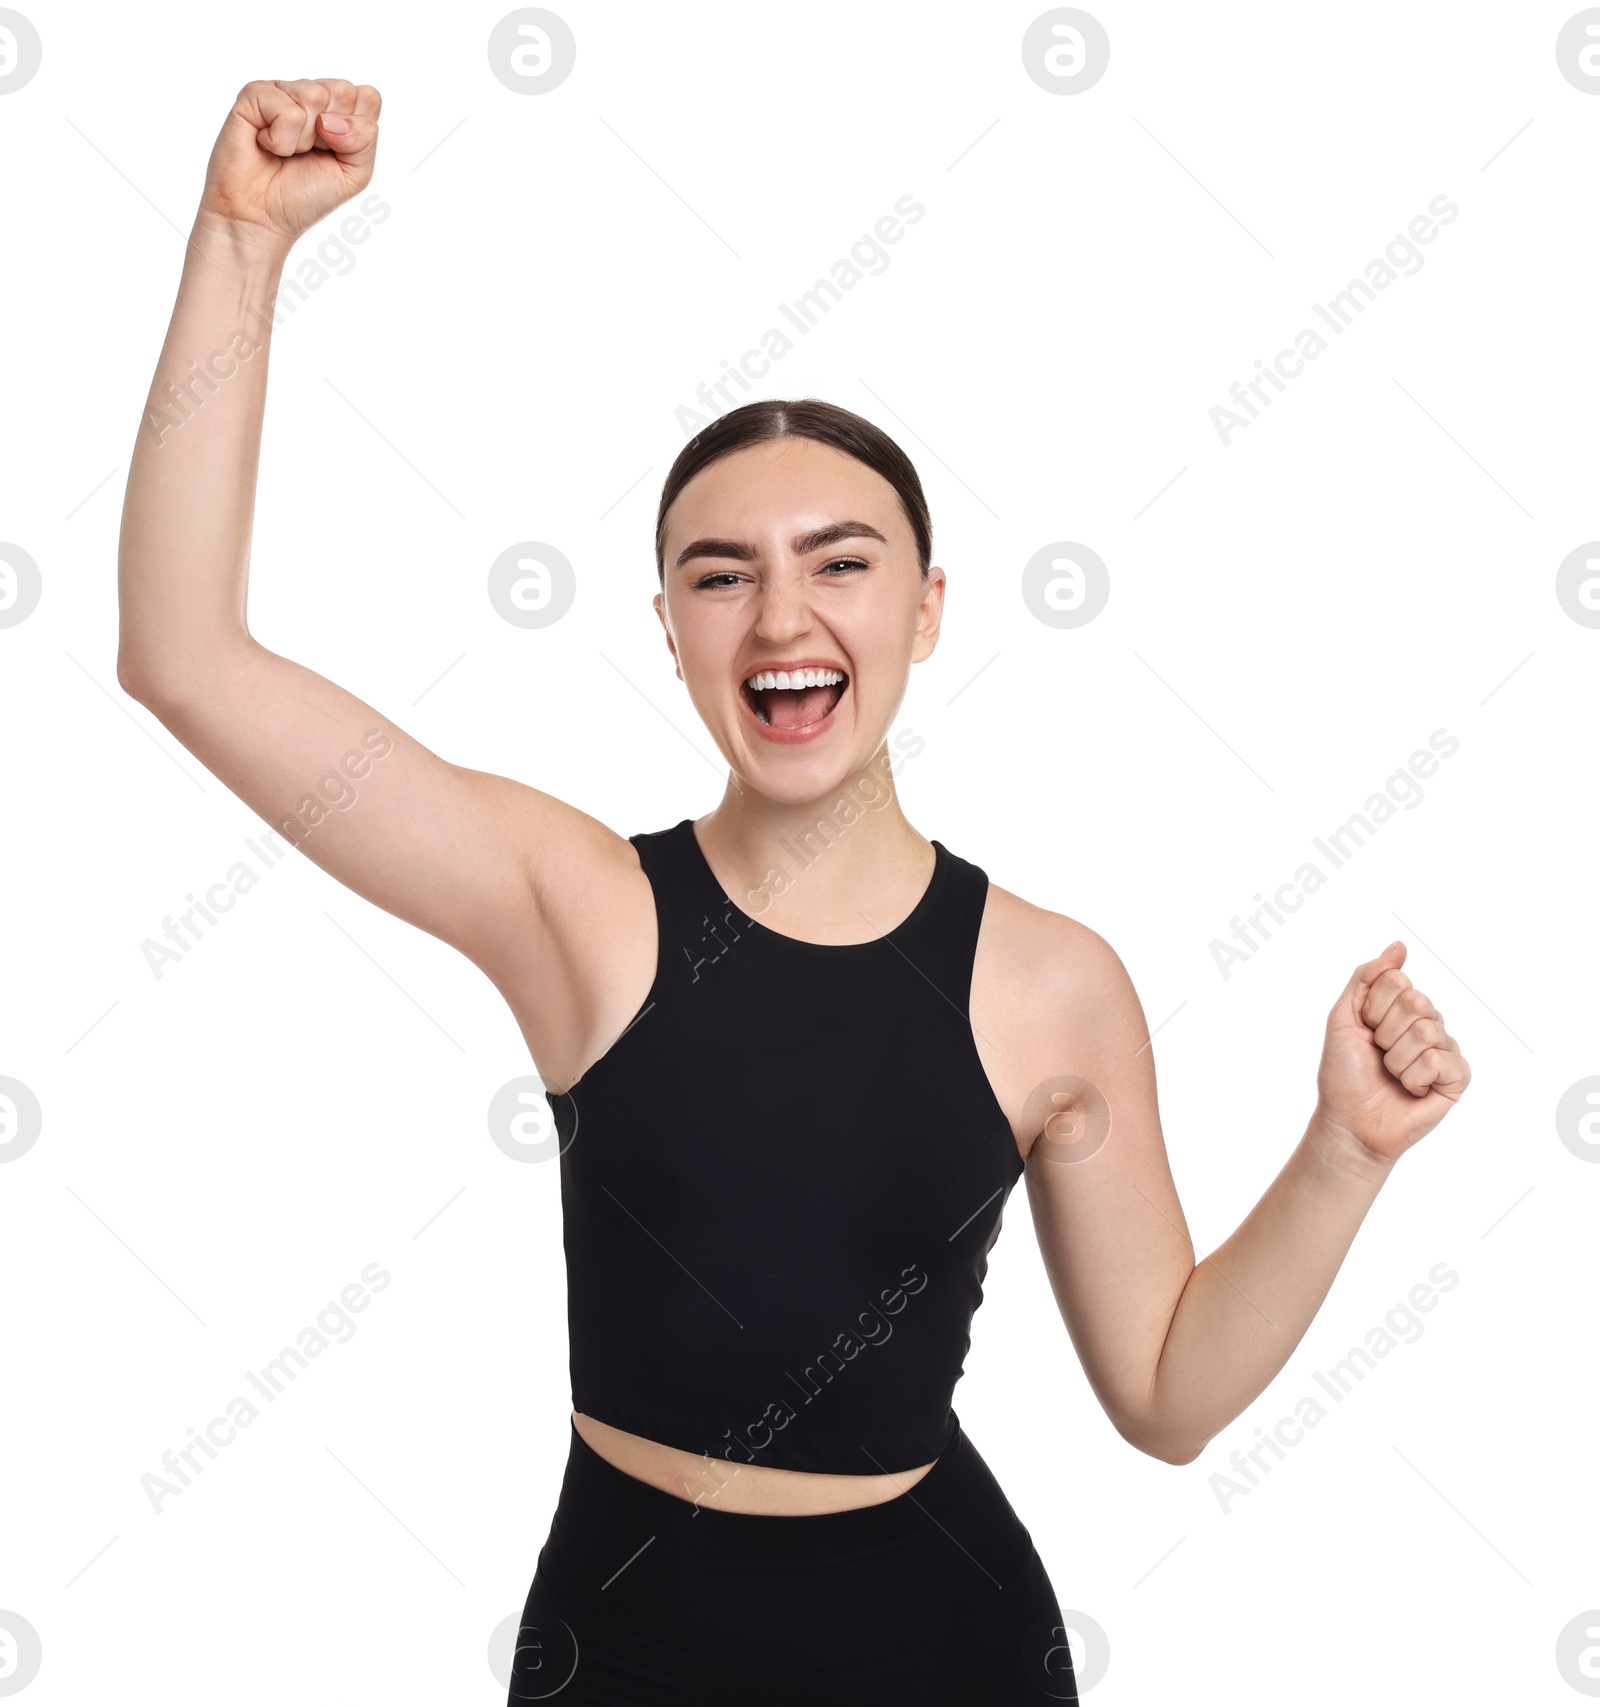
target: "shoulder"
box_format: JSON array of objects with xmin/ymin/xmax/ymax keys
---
[
  {"xmin": 978, "ymin": 878, "xmax": 1127, "ymax": 997},
  {"xmin": 976, "ymin": 878, "xmax": 1148, "ymax": 1051},
  {"xmin": 969, "ymin": 881, "xmax": 1158, "ymax": 1158}
]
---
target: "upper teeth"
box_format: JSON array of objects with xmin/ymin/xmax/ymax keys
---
[{"xmin": 745, "ymin": 668, "xmax": 845, "ymax": 691}]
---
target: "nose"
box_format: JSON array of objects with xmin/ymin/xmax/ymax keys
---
[{"xmin": 752, "ymin": 563, "xmax": 815, "ymax": 642}]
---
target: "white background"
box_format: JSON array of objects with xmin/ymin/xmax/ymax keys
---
[{"xmin": 2, "ymin": 2, "xmax": 1595, "ymax": 1701}]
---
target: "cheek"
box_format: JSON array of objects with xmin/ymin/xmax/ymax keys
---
[
  {"xmin": 667, "ymin": 615, "xmax": 728, "ymax": 681},
  {"xmin": 674, "ymin": 640, "xmax": 738, "ymax": 718},
  {"xmin": 847, "ymin": 631, "xmax": 904, "ymax": 691}
]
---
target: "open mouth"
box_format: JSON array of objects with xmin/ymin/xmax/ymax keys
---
[{"xmin": 740, "ymin": 668, "xmax": 848, "ymax": 730}]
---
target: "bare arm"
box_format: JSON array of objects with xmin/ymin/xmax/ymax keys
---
[
  {"xmin": 117, "ymin": 79, "xmax": 619, "ymax": 992},
  {"xmin": 1023, "ymin": 929, "xmax": 1470, "ymax": 1465}
]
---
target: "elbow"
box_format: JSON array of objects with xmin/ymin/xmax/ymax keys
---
[
  {"xmin": 1113, "ymin": 1411, "xmax": 1207, "ymax": 1467},
  {"xmin": 1134, "ymin": 1432, "xmax": 1204, "ymax": 1467},
  {"xmin": 1146, "ymin": 1437, "xmax": 1204, "ymax": 1467},
  {"xmin": 115, "ymin": 635, "xmax": 167, "ymax": 703},
  {"xmin": 116, "ymin": 653, "xmax": 152, "ymax": 703},
  {"xmin": 117, "ymin": 636, "xmax": 255, "ymax": 708},
  {"xmin": 117, "ymin": 658, "xmax": 180, "ymax": 717},
  {"xmin": 116, "ymin": 650, "xmax": 206, "ymax": 711}
]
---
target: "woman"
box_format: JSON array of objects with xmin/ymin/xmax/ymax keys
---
[{"xmin": 118, "ymin": 81, "xmax": 1471, "ymax": 1703}]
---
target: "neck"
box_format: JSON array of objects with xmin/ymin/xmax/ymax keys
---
[{"xmin": 697, "ymin": 744, "xmax": 930, "ymax": 933}]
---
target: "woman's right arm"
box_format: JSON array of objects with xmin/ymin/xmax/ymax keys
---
[{"xmin": 117, "ymin": 80, "xmax": 626, "ymax": 1005}]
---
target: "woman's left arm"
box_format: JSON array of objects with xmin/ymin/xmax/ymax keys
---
[{"xmin": 1022, "ymin": 933, "xmax": 1470, "ymax": 1465}]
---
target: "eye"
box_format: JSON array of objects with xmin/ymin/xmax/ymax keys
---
[{"xmin": 691, "ymin": 558, "xmax": 868, "ymax": 590}]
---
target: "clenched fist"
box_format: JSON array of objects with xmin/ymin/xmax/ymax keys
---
[
  {"xmin": 1314, "ymin": 941, "xmax": 1471, "ymax": 1171},
  {"xmin": 196, "ymin": 78, "xmax": 382, "ymax": 251}
]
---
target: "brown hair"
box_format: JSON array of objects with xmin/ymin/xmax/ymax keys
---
[{"xmin": 654, "ymin": 399, "xmax": 932, "ymax": 584}]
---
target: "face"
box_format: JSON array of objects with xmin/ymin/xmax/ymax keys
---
[{"xmin": 654, "ymin": 436, "xmax": 944, "ymax": 804}]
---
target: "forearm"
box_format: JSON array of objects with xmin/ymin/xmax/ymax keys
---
[
  {"xmin": 117, "ymin": 215, "xmax": 290, "ymax": 692},
  {"xmin": 1140, "ymin": 1113, "xmax": 1393, "ymax": 1462}
]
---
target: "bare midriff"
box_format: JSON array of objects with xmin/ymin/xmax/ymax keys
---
[{"xmin": 572, "ymin": 1411, "xmax": 938, "ymax": 1515}]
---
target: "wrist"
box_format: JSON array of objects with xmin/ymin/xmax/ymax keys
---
[
  {"xmin": 191, "ymin": 210, "xmax": 294, "ymax": 275},
  {"xmin": 1304, "ymin": 1108, "xmax": 1398, "ymax": 1187}
]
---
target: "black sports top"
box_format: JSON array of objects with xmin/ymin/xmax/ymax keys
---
[{"xmin": 546, "ymin": 816, "xmax": 1026, "ymax": 1476}]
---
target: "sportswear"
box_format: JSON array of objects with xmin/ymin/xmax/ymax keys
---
[
  {"xmin": 508, "ymin": 1415, "xmax": 1077, "ymax": 1703},
  {"xmin": 545, "ymin": 817, "xmax": 1026, "ymax": 1476}
]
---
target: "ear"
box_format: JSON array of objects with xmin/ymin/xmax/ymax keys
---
[
  {"xmin": 912, "ymin": 564, "xmax": 946, "ymax": 662},
  {"xmin": 652, "ymin": 592, "xmax": 682, "ymax": 678}
]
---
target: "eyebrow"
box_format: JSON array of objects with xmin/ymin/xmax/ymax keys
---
[{"xmin": 673, "ymin": 520, "xmax": 889, "ymax": 572}]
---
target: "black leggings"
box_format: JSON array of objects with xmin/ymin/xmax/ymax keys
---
[{"xmin": 507, "ymin": 1415, "xmax": 1077, "ymax": 1704}]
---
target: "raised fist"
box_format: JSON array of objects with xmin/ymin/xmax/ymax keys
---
[
  {"xmin": 1313, "ymin": 940, "xmax": 1470, "ymax": 1171},
  {"xmin": 196, "ymin": 78, "xmax": 381, "ymax": 251}
]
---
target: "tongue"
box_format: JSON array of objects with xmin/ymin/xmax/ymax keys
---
[{"xmin": 766, "ymin": 683, "xmax": 841, "ymax": 729}]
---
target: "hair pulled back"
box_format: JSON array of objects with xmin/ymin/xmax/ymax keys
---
[{"xmin": 654, "ymin": 399, "xmax": 932, "ymax": 584}]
